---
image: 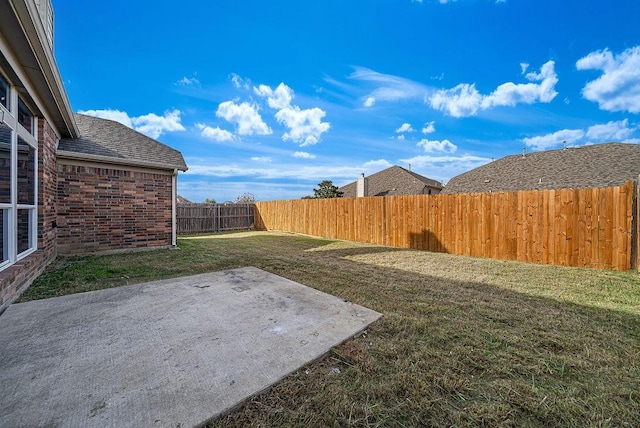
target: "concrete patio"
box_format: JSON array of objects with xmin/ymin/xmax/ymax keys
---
[{"xmin": 0, "ymin": 267, "xmax": 381, "ymax": 427}]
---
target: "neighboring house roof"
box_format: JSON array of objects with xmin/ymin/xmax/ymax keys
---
[
  {"xmin": 176, "ymin": 195, "xmax": 192, "ymax": 204},
  {"xmin": 340, "ymin": 165, "xmax": 443, "ymax": 197},
  {"xmin": 443, "ymin": 143, "xmax": 640, "ymax": 194},
  {"xmin": 58, "ymin": 114, "xmax": 188, "ymax": 171}
]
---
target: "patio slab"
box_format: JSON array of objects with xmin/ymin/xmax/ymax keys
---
[{"xmin": 0, "ymin": 267, "xmax": 381, "ymax": 427}]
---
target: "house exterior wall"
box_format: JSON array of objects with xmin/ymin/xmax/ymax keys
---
[
  {"xmin": 38, "ymin": 119, "xmax": 58, "ymax": 253},
  {"xmin": 0, "ymin": 118, "xmax": 58, "ymax": 312},
  {"xmin": 56, "ymin": 163, "xmax": 174, "ymax": 255}
]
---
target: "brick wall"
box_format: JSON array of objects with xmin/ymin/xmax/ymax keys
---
[
  {"xmin": 0, "ymin": 119, "xmax": 58, "ymax": 313},
  {"xmin": 56, "ymin": 164, "xmax": 174, "ymax": 255},
  {"xmin": 38, "ymin": 119, "xmax": 59, "ymax": 254}
]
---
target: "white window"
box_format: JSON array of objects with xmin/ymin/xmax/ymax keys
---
[{"xmin": 0, "ymin": 72, "xmax": 38, "ymax": 272}]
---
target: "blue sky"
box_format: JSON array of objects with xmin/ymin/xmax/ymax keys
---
[{"xmin": 53, "ymin": 0, "xmax": 640, "ymax": 202}]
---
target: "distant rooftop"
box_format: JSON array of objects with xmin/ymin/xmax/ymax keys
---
[
  {"xmin": 443, "ymin": 143, "xmax": 640, "ymax": 194},
  {"xmin": 340, "ymin": 165, "xmax": 443, "ymax": 197}
]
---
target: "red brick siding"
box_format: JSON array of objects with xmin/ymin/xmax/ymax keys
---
[
  {"xmin": 0, "ymin": 119, "xmax": 58, "ymax": 313},
  {"xmin": 56, "ymin": 164, "xmax": 173, "ymax": 254},
  {"xmin": 38, "ymin": 119, "xmax": 58, "ymax": 254},
  {"xmin": 0, "ymin": 250, "xmax": 52, "ymax": 311}
]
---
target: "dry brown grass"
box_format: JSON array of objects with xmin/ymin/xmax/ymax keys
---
[{"xmin": 21, "ymin": 231, "xmax": 640, "ymax": 427}]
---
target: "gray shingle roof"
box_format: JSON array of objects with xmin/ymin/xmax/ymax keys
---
[
  {"xmin": 57, "ymin": 114, "xmax": 187, "ymax": 171},
  {"xmin": 339, "ymin": 166, "xmax": 443, "ymax": 197},
  {"xmin": 442, "ymin": 143, "xmax": 640, "ymax": 194}
]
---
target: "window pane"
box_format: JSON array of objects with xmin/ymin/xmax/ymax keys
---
[
  {"xmin": 17, "ymin": 136, "xmax": 35, "ymax": 205},
  {"xmin": 1, "ymin": 209, "xmax": 7, "ymax": 264},
  {"xmin": 17, "ymin": 208, "xmax": 32, "ymax": 254},
  {"xmin": 0, "ymin": 74, "xmax": 8, "ymax": 110},
  {"xmin": 0, "ymin": 123, "xmax": 10, "ymax": 204},
  {"xmin": 18, "ymin": 97, "xmax": 33, "ymax": 134}
]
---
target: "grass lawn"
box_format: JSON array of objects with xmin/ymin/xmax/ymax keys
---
[{"xmin": 20, "ymin": 231, "xmax": 640, "ymax": 427}]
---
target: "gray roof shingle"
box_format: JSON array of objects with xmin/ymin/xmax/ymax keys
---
[
  {"xmin": 442, "ymin": 143, "xmax": 640, "ymax": 194},
  {"xmin": 58, "ymin": 114, "xmax": 187, "ymax": 171},
  {"xmin": 339, "ymin": 166, "xmax": 443, "ymax": 197}
]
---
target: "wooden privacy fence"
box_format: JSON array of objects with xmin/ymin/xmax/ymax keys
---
[
  {"xmin": 254, "ymin": 181, "xmax": 636, "ymax": 271},
  {"xmin": 177, "ymin": 203, "xmax": 255, "ymax": 234}
]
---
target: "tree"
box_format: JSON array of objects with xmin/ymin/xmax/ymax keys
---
[
  {"xmin": 203, "ymin": 198, "xmax": 217, "ymax": 204},
  {"xmin": 234, "ymin": 192, "xmax": 257, "ymax": 203},
  {"xmin": 313, "ymin": 180, "xmax": 343, "ymax": 199}
]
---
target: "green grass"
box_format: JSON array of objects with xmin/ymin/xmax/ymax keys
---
[{"xmin": 19, "ymin": 231, "xmax": 640, "ymax": 427}]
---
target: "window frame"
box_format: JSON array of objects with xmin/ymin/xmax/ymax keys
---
[
  {"xmin": 0, "ymin": 72, "xmax": 38, "ymax": 272},
  {"xmin": 0, "ymin": 73, "xmax": 9, "ymax": 111}
]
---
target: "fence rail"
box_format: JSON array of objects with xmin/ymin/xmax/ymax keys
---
[
  {"xmin": 254, "ymin": 181, "xmax": 636, "ymax": 271},
  {"xmin": 177, "ymin": 203, "xmax": 255, "ymax": 234}
]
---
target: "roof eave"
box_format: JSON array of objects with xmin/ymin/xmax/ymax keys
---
[
  {"xmin": 5, "ymin": 0, "xmax": 78, "ymax": 138},
  {"xmin": 56, "ymin": 149, "xmax": 188, "ymax": 172}
]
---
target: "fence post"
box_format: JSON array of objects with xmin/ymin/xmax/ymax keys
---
[{"xmin": 632, "ymin": 178, "xmax": 639, "ymax": 270}]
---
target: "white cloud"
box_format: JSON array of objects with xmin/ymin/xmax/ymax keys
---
[
  {"xmin": 350, "ymin": 67, "xmax": 428, "ymax": 107},
  {"xmin": 422, "ymin": 121, "xmax": 436, "ymax": 134},
  {"xmin": 79, "ymin": 108, "xmax": 186, "ymax": 139},
  {"xmin": 131, "ymin": 110, "xmax": 186, "ymax": 139},
  {"xmin": 216, "ymin": 101, "xmax": 272, "ymax": 136},
  {"xmin": 585, "ymin": 119, "xmax": 638, "ymax": 142},
  {"xmin": 577, "ymin": 46, "xmax": 640, "ymax": 113},
  {"xmin": 483, "ymin": 61, "xmax": 558, "ymax": 108},
  {"xmin": 520, "ymin": 63, "xmax": 529, "ymax": 74},
  {"xmin": 522, "ymin": 119, "xmax": 640, "ymax": 150},
  {"xmin": 292, "ymin": 151, "xmax": 316, "ymax": 159},
  {"xmin": 395, "ymin": 123, "xmax": 415, "ymax": 133},
  {"xmin": 185, "ymin": 163, "xmax": 382, "ymax": 182},
  {"xmin": 176, "ymin": 76, "xmax": 199, "ymax": 86},
  {"xmin": 417, "ymin": 138, "xmax": 457, "ymax": 153},
  {"xmin": 254, "ymin": 83, "xmax": 293, "ymax": 109},
  {"xmin": 251, "ymin": 156, "xmax": 272, "ymax": 162},
  {"xmin": 230, "ymin": 73, "xmax": 251, "ymax": 90},
  {"xmin": 522, "ymin": 129, "xmax": 585, "ymax": 151},
  {"xmin": 429, "ymin": 61, "xmax": 558, "ymax": 117},
  {"xmin": 79, "ymin": 109, "xmax": 133, "ymax": 128},
  {"xmin": 363, "ymin": 159, "xmax": 392, "ymax": 169},
  {"xmin": 254, "ymin": 83, "xmax": 331, "ymax": 146},
  {"xmin": 184, "ymin": 154, "xmax": 490, "ymax": 193},
  {"xmin": 429, "ymin": 83, "xmax": 483, "ymax": 117},
  {"xmin": 399, "ymin": 154, "xmax": 492, "ymax": 184},
  {"xmin": 196, "ymin": 123, "xmax": 235, "ymax": 142},
  {"xmin": 179, "ymin": 179, "xmax": 312, "ymax": 203},
  {"xmin": 276, "ymin": 106, "xmax": 330, "ymax": 146}
]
